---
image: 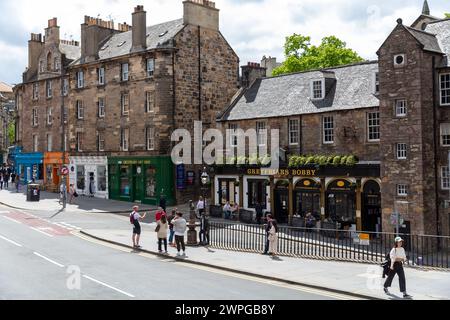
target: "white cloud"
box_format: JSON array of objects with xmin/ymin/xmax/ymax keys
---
[{"xmin": 0, "ymin": 0, "xmax": 448, "ymax": 85}]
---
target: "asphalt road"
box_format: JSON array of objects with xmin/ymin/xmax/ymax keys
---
[{"xmin": 0, "ymin": 205, "xmax": 361, "ymax": 300}]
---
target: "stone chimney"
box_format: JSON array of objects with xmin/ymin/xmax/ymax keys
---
[
  {"xmin": 183, "ymin": 0, "xmax": 219, "ymax": 31},
  {"xmin": 26, "ymin": 33, "xmax": 44, "ymax": 80},
  {"xmin": 261, "ymin": 56, "xmax": 280, "ymax": 77},
  {"xmin": 132, "ymin": 5, "xmax": 147, "ymax": 52},
  {"xmin": 44, "ymin": 18, "xmax": 60, "ymax": 44},
  {"xmin": 81, "ymin": 16, "xmax": 119, "ymax": 63},
  {"xmin": 241, "ymin": 62, "xmax": 267, "ymax": 88}
]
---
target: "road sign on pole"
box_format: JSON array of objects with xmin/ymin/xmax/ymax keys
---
[{"xmin": 61, "ymin": 166, "xmax": 69, "ymax": 175}]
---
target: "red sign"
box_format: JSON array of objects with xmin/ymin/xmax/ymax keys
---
[{"xmin": 61, "ymin": 166, "xmax": 69, "ymax": 175}]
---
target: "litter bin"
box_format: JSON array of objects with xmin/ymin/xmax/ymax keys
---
[{"xmin": 27, "ymin": 184, "xmax": 40, "ymax": 202}]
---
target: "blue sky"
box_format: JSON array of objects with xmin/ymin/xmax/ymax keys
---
[{"xmin": 0, "ymin": 0, "xmax": 448, "ymax": 85}]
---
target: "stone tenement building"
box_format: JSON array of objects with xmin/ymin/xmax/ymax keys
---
[
  {"xmin": 214, "ymin": 2, "xmax": 450, "ymax": 237},
  {"xmin": 14, "ymin": 0, "xmax": 239, "ymax": 204},
  {"xmin": 1, "ymin": 81, "xmax": 14, "ymax": 160}
]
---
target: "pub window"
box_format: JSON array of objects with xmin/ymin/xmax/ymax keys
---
[
  {"xmin": 98, "ymin": 98, "xmax": 105, "ymax": 118},
  {"xmin": 397, "ymin": 184, "xmax": 408, "ymax": 196},
  {"xmin": 396, "ymin": 143, "xmax": 407, "ymax": 160},
  {"xmin": 367, "ymin": 112, "xmax": 380, "ymax": 141},
  {"xmin": 441, "ymin": 167, "xmax": 450, "ymax": 190},
  {"xmin": 145, "ymin": 167, "xmax": 157, "ymax": 197},
  {"xmin": 121, "ymin": 93, "xmax": 129, "ymax": 116},
  {"xmin": 121, "ymin": 128, "xmax": 129, "ymax": 151},
  {"xmin": 395, "ymin": 100, "xmax": 407, "ymax": 117},
  {"xmin": 97, "ymin": 131, "xmax": 105, "ymax": 152},
  {"xmin": 147, "ymin": 58, "xmax": 155, "ymax": 77},
  {"xmin": 76, "ymin": 132, "xmax": 83, "ymax": 152},
  {"xmin": 229, "ymin": 123, "xmax": 238, "ymax": 147},
  {"xmin": 289, "ymin": 119, "xmax": 299, "ymax": 145},
  {"xmin": 77, "ymin": 165, "xmax": 85, "ymax": 190},
  {"xmin": 97, "ymin": 166, "xmax": 107, "ymax": 192},
  {"xmin": 440, "ymin": 123, "xmax": 450, "ymax": 146},
  {"xmin": 440, "ymin": 73, "xmax": 450, "ymax": 105},
  {"xmin": 76, "ymin": 100, "xmax": 84, "ymax": 119},
  {"xmin": 145, "ymin": 91, "xmax": 154, "ymax": 113},
  {"xmin": 76, "ymin": 70, "xmax": 84, "ymax": 88},
  {"xmin": 256, "ymin": 121, "xmax": 267, "ymax": 146},
  {"xmin": 121, "ymin": 63, "xmax": 129, "ymax": 81},
  {"xmin": 310, "ymin": 80, "xmax": 324, "ymax": 100},
  {"xmin": 322, "ymin": 116, "xmax": 334, "ymax": 144},
  {"xmin": 247, "ymin": 180, "xmax": 267, "ymax": 209}
]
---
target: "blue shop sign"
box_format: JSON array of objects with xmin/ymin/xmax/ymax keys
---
[{"xmin": 176, "ymin": 164, "xmax": 185, "ymax": 189}]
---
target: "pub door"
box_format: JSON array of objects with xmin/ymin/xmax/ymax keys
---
[
  {"xmin": 274, "ymin": 183, "xmax": 289, "ymax": 224},
  {"xmin": 362, "ymin": 180, "xmax": 381, "ymax": 232}
]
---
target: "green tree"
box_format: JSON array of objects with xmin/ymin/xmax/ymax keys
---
[
  {"xmin": 445, "ymin": 13, "xmax": 450, "ymax": 18},
  {"xmin": 8, "ymin": 121, "xmax": 15, "ymax": 145},
  {"xmin": 272, "ymin": 34, "xmax": 364, "ymax": 76}
]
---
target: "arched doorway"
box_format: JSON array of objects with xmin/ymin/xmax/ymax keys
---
[
  {"xmin": 293, "ymin": 179, "xmax": 321, "ymax": 220},
  {"xmin": 274, "ymin": 180, "xmax": 289, "ymax": 224},
  {"xmin": 326, "ymin": 179, "xmax": 356, "ymax": 227},
  {"xmin": 362, "ymin": 180, "xmax": 381, "ymax": 232}
]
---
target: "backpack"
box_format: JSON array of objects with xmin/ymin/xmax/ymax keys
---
[
  {"xmin": 380, "ymin": 252, "xmax": 391, "ymax": 278},
  {"xmin": 130, "ymin": 212, "xmax": 135, "ymax": 225}
]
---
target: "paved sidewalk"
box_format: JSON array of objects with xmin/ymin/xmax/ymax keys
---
[
  {"xmin": 81, "ymin": 227, "xmax": 450, "ymax": 300},
  {"xmin": 0, "ymin": 188, "xmax": 156, "ymax": 213}
]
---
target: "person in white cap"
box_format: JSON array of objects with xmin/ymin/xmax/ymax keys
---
[{"xmin": 383, "ymin": 236, "xmax": 412, "ymax": 298}]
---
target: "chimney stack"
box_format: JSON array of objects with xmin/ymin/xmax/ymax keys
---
[
  {"xmin": 81, "ymin": 15, "xmax": 119, "ymax": 63},
  {"xmin": 26, "ymin": 33, "xmax": 44, "ymax": 81},
  {"xmin": 45, "ymin": 18, "xmax": 60, "ymax": 44},
  {"xmin": 241, "ymin": 62, "xmax": 267, "ymax": 88},
  {"xmin": 132, "ymin": 5, "xmax": 147, "ymax": 52},
  {"xmin": 183, "ymin": 0, "xmax": 219, "ymax": 31}
]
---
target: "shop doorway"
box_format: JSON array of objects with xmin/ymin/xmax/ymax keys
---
[
  {"xmin": 326, "ymin": 180, "xmax": 356, "ymax": 228},
  {"xmin": 293, "ymin": 179, "xmax": 321, "ymax": 219},
  {"xmin": 274, "ymin": 181, "xmax": 289, "ymax": 224},
  {"xmin": 362, "ymin": 180, "xmax": 381, "ymax": 233}
]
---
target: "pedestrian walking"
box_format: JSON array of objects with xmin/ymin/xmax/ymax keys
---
[
  {"xmin": 130, "ymin": 206, "xmax": 147, "ymax": 249},
  {"xmin": 69, "ymin": 184, "xmax": 78, "ymax": 204},
  {"xmin": 268, "ymin": 219, "xmax": 278, "ymax": 256},
  {"xmin": 89, "ymin": 177, "xmax": 95, "ymax": 197},
  {"xmin": 263, "ymin": 214, "xmax": 273, "ymax": 255},
  {"xmin": 197, "ymin": 196, "xmax": 205, "ymax": 216},
  {"xmin": 255, "ymin": 201, "xmax": 263, "ymax": 224},
  {"xmin": 383, "ymin": 237, "xmax": 412, "ymax": 299},
  {"xmin": 223, "ymin": 201, "xmax": 232, "ymax": 220},
  {"xmin": 59, "ymin": 183, "xmax": 66, "ymax": 204},
  {"xmin": 0, "ymin": 173, "xmax": 3, "ymax": 190},
  {"xmin": 10, "ymin": 172, "xmax": 16, "ymax": 188},
  {"xmin": 171, "ymin": 212, "xmax": 187, "ymax": 256},
  {"xmin": 198, "ymin": 210, "xmax": 209, "ymax": 245},
  {"xmin": 168, "ymin": 209, "xmax": 176, "ymax": 247},
  {"xmin": 4, "ymin": 172, "xmax": 9, "ymax": 189},
  {"xmin": 159, "ymin": 194, "xmax": 167, "ymax": 213},
  {"xmin": 156, "ymin": 214, "xmax": 169, "ymax": 253}
]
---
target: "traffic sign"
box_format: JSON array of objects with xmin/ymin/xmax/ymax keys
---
[{"xmin": 61, "ymin": 166, "xmax": 69, "ymax": 175}]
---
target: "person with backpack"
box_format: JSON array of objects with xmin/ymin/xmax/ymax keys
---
[
  {"xmin": 171, "ymin": 211, "xmax": 187, "ymax": 256},
  {"xmin": 156, "ymin": 214, "xmax": 169, "ymax": 253},
  {"xmin": 383, "ymin": 237, "xmax": 412, "ymax": 298},
  {"xmin": 268, "ymin": 219, "xmax": 278, "ymax": 256},
  {"xmin": 130, "ymin": 206, "xmax": 147, "ymax": 249}
]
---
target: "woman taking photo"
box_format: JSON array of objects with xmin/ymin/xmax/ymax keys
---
[{"xmin": 383, "ymin": 236, "xmax": 412, "ymax": 298}]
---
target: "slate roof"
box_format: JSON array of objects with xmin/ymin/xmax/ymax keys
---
[
  {"xmin": 71, "ymin": 19, "xmax": 184, "ymax": 66},
  {"xmin": 425, "ymin": 19, "xmax": 450, "ymax": 66},
  {"xmin": 220, "ymin": 61, "xmax": 380, "ymax": 121},
  {"xmin": 405, "ymin": 26, "xmax": 442, "ymax": 53},
  {"xmin": 0, "ymin": 81, "xmax": 13, "ymax": 93},
  {"xmin": 59, "ymin": 43, "xmax": 81, "ymax": 61}
]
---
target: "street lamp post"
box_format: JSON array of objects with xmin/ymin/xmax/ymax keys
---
[{"xmin": 199, "ymin": 167, "xmax": 210, "ymax": 245}]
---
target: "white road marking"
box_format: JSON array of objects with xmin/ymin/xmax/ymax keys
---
[
  {"xmin": 0, "ymin": 211, "xmax": 10, "ymax": 214},
  {"xmin": 30, "ymin": 227, "xmax": 54, "ymax": 238},
  {"xmin": 82, "ymin": 275, "xmax": 135, "ymax": 298},
  {"xmin": 0, "ymin": 234, "xmax": 23, "ymax": 247},
  {"xmin": 1, "ymin": 216, "xmax": 22, "ymax": 224},
  {"xmin": 33, "ymin": 252, "xmax": 65, "ymax": 268}
]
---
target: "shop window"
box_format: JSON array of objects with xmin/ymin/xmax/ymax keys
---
[
  {"xmin": 248, "ymin": 180, "xmax": 267, "ymax": 209},
  {"xmin": 120, "ymin": 165, "xmax": 130, "ymax": 196},
  {"xmin": 97, "ymin": 166, "xmax": 107, "ymax": 192},
  {"xmin": 145, "ymin": 167, "xmax": 156, "ymax": 198},
  {"xmin": 219, "ymin": 179, "xmax": 237, "ymax": 205},
  {"xmin": 77, "ymin": 165, "xmax": 85, "ymax": 190}
]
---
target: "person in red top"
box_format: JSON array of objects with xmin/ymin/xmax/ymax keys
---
[{"xmin": 155, "ymin": 207, "xmax": 165, "ymax": 222}]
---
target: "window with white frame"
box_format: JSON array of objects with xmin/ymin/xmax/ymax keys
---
[
  {"xmin": 323, "ymin": 116, "xmax": 334, "ymax": 144},
  {"xmin": 395, "ymin": 99, "xmax": 407, "ymax": 117},
  {"xmin": 440, "ymin": 73, "xmax": 450, "ymax": 105},
  {"xmin": 76, "ymin": 132, "xmax": 83, "ymax": 151},
  {"xmin": 311, "ymin": 80, "xmax": 324, "ymax": 100},
  {"xmin": 98, "ymin": 98, "xmax": 105, "ymax": 118},
  {"xmin": 147, "ymin": 59, "xmax": 155, "ymax": 77},
  {"xmin": 76, "ymin": 100, "xmax": 84, "ymax": 119},
  {"xmin": 54, "ymin": 58, "xmax": 60, "ymax": 71},
  {"xmin": 146, "ymin": 127, "xmax": 155, "ymax": 150},
  {"xmin": 441, "ymin": 167, "xmax": 450, "ymax": 190},
  {"xmin": 121, "ymin": 93, "xmax": 129, "ymax": 115},
  {"xmin": 33, "ymin": 134, "xmax": 38, "ymax": 152},
  {"xmin": 374, "ymin": 72, "xmax": 380, "ymax": 94},
  {"xmin": 229, "ymin": 123, "xmax": 238, "ymax": 147},
  {"xmin": 145, "ymin": 91, "xmax": 154, "ymax": 113},
  {"xmin": 46, "ymin": 80, "xmax": 52, "ymax": 98},
  {"xmin": 47, "ymin": 134, "xmax": 52, "ymax": 152},
  {"xmin": 98, "ymin": 67, "xmax": 105, "ymax": 85},
  {"xmin": 46, "ymin": 107, "xmax": 53, "ymax": 125},
  {"xmin": 396, "ymin": 143, "xmax": 407, "ymax": 160},
  {"xmin": 121, "ymin": 63, "xmax": 129, "ymax": 81},
  {"xmin": 256, "ymin": 121, "xmax": 267, "ymax": 146},
  {"xmin": 289, "ymin": 119, "xmax": 299, "ymax": 145},
  {"xmin": 62, "ymin": 78, "xmax": 69, "ymax": 96},
  {"xmin": 97, "ymin": 131, "xmax": 105, "ymax": 152},
  {"xmin": 121, "ymin": 128, "xmax": 129, "ymax": 151},
  {"xmin": 397, "ymin": 184, "xmax": 408, "ymax": 196},
  {"xmin": 32, "ymin": 108, "xmax": 38, "ymax": 126},
  {"xmin": 33, "ymin": 83, "xmax": 39, "ymax": 100},
  {"xmin": 77, "ymin": 70, "xmax": 84, "ymax": 88},
  {"xmin": 440, "ymin": 123, "xmax": 450, "ymax": 146},
  {"xmin": 367, "ymin": 112, "xmax": 380, "ymax": 141}
]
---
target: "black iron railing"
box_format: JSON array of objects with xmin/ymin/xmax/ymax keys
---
[{"xmin": 208, "ymin": 221, "xmax": 450, "ymax": 269}]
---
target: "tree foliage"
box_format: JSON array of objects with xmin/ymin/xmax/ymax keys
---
[
  {"xmin": 445, "ymin": 13, "xmax": 450, "ymax": 18},
  {"xmin": 272, "ymin": 34, "xmax": 364, "ymax": 76}
]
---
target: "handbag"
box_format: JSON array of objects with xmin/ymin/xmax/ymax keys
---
[
  {"xmin": 74, "ymin": 191, "xmax": 79, "ymax": 198},
  {"xmin": 155, "ymin": 224, "xmax": 160, "ymax": 232}
]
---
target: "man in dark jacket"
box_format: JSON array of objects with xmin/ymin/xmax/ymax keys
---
[
  {"xmin": 263, "ymin": 214, "xmax": 273, "ymax": 254},
  {"xmin": 255, "ymin": 202, "xmax": 263, "ymax": 224}
]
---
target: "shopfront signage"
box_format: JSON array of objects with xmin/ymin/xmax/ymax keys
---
[
  {"xmin": 246, "ymin": 168, "xmax": 317, "ymax": 177},
  {"xmin": 117, "ymin": 160, "xmax": 152, "ymax": 165}
]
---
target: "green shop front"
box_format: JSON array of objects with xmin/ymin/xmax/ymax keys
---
[{"xmin": 108, "ymin": 157, "xmax": 174, "ymax": 206}]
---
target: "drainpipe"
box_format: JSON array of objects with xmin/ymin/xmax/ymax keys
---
[
  {"xmin": 432, "ymin": 56, "xmax": 441, "ymax": 237},
  {"xmin": 198, "ymin": 26, "xmax": 202, "ymax": 122}
]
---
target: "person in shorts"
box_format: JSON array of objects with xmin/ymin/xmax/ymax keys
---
[{"xmin": 130, "ymin": 206, "xmax": 147, "ymax": 249}]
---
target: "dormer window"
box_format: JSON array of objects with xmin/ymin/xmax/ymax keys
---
[{"xmin": 311, "ymin": 80, "xmax": 325, "ymax": 100}]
